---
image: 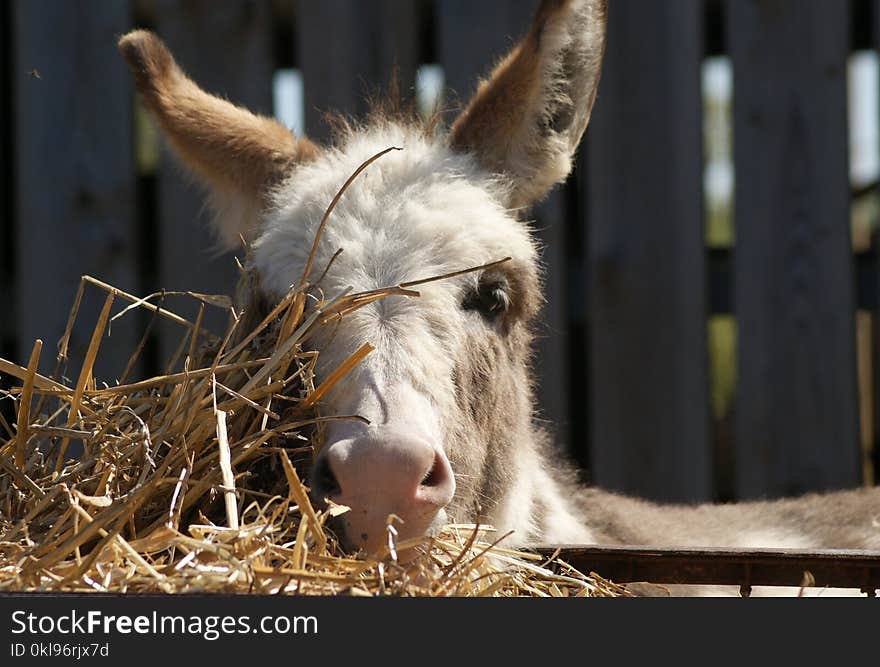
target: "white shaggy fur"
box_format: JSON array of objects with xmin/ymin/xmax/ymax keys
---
[
  {"xmin": 255, "ymin": 126, "xmax": 535, "ymax": 301},
  {"xmin": 254, "ymin": 125, "xmax": 535, "ymax": 413}
]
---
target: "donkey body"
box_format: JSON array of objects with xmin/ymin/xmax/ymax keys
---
[{"xmin": 119, "ymin": 0, "xmax": 880, "ymax": 595}]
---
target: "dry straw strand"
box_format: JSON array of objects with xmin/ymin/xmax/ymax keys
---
[{"xmin": 14, "ymin": 339, "xmax": 42, "ymax": 469}]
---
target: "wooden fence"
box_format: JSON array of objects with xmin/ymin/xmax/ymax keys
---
[{"xmin": 1, "ymin": 0, "xmax": 878, "ymax": 504}]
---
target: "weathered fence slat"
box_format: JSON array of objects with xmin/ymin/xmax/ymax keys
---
[
  {"xmin": 151, "ymin": 0, "xmax": 275, "ymax": 366},
  {"xmin": 13, "ymin": 1, "xmax": 138, "ymax": 382},
  {"xmin": 585, "ymin": 0, "xmax": 710, "ymax": 501},
  {"xmin": 727, "ymin": 0, "xmax": 860, "ymax": 498},
  {"xmin": 296, "ymin": 0, "xmax": 420, "ymax": 143}
]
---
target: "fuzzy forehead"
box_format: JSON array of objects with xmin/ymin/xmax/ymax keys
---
[{"xmin": 251, "ymin": 124, "xmax": 538, "ymax": 299}]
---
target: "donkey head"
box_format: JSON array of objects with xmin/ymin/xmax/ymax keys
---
[{"xmin": 119, "ymin": 0, "xmax": 606, "ymax": 554}]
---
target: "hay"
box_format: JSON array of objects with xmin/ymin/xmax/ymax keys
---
[{"xmin": 0, "ymin": 149, "xmax": 626, "ymax": 598}]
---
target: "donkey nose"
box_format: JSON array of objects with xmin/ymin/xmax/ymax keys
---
[
  {"xmin": 321, "ymin": 434, "xmax": 455, "ymax": 509},
  {"xmin": 310, "ymin": 432, "xmax": 455, "ymax": 551}
]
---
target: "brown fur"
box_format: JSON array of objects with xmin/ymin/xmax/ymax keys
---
[
  {"xmin": 450, "ymin": 0, "xmax": 607, "ymax": 209},
  {"xmin": 118, "ymin": 30, "xmax": 318, "ymax": 242},
  {"xmin": 444, "ymin": 262, "xmax": 543, "ymax": 531}
]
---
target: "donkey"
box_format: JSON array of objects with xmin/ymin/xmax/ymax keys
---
[{"xmin": 118, "ymin": 0, "xmax": 880, "ymax": 595}]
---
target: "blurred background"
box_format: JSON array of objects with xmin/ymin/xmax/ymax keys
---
[{"xmin": 1, "ymin": 0, "xmax": 878, "ymax": 504}]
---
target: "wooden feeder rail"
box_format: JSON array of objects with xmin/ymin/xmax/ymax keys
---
[{"xmin": 537, "ymin": 545, "xmax": 880, "ymax": 596}]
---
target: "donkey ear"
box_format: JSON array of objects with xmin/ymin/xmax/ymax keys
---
[
  {"xmin": 118, "ymin": 30, "xmax": 319, "ymax": 248},
  {"xmin": 449, "ymin": 0, "xmax": 607, "ymax": 210}
]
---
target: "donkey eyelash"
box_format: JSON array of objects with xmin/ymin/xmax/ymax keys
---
[{"xmin": 461, "ymin": 276, "xmax": 511, "ymax": 319}]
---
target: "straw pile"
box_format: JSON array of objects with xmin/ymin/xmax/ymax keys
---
[{"xmin": 0, "ymin": 150, "xmax": 626, "ymax": 598}]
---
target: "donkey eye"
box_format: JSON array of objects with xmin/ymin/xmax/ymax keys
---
[{"xmin": 462, "ymin": 277, "xmax": 510, "ymax": 320}]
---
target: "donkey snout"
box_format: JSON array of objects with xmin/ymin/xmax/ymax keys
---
[{"xmin": 310, "ymin": 431, "xmax": 455, "ymax": 554}]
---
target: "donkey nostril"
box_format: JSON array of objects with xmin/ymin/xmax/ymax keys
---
[
  {"xmin": 312, "ymin": 456, "xmax": 341, "ymax": 498},
  {"xmin": 420, "ymin": 453, "xmax": 446, "ymax": 488},
  {"xmin": 415, "ymin": 450, "xmax": 455, "ymax": 509}
]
